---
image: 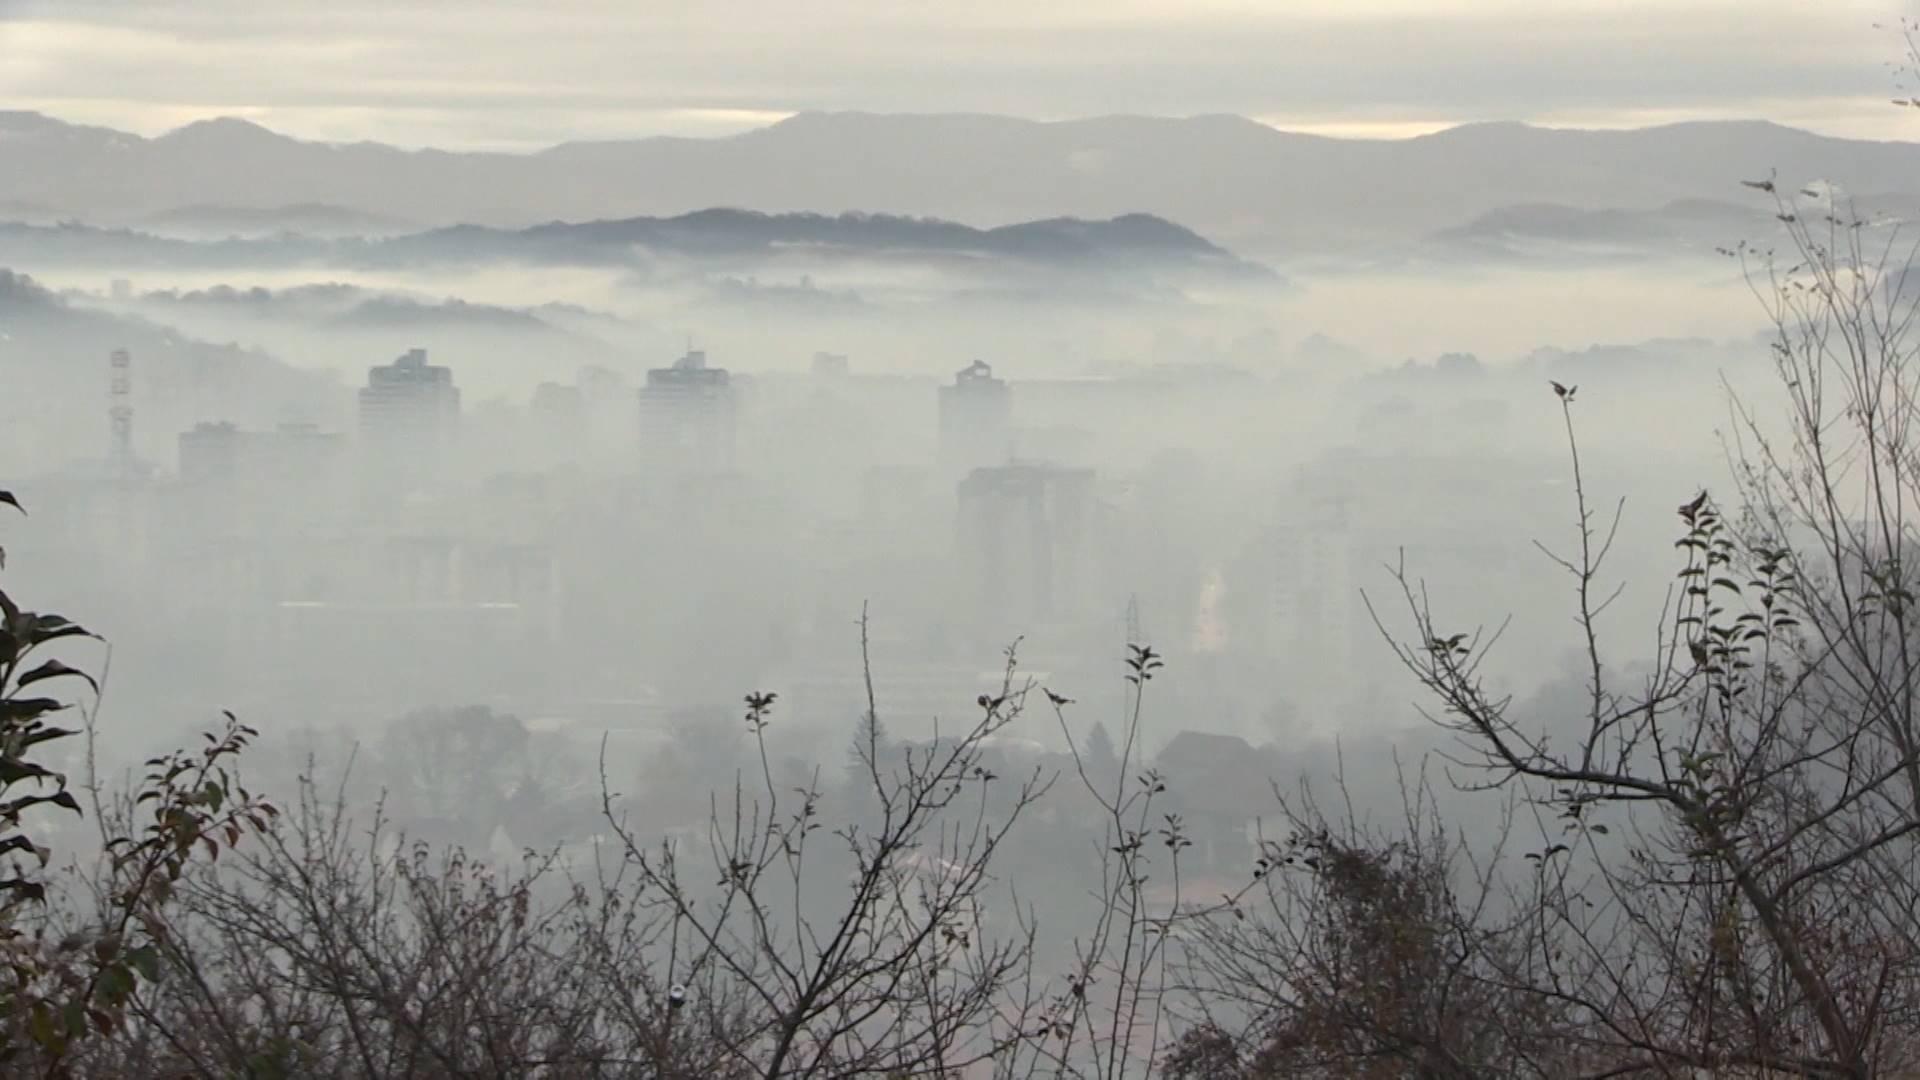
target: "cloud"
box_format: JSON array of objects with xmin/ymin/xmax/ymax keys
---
[{"xmin": 0, "ymin": 0, "xmax": 1907, "ymax": 147}]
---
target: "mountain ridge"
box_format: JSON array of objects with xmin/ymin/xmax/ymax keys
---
[
  {"xmin": 7, "ymin": 110, "xmax": 1920, "ymax": 254},
  {"xmin": 6, "ymin": 107, "xmax": 1900, "ymax": 157},
  {"xmin": 0, "ymin": 207, "xmax": 1256, "ymax": 275}
]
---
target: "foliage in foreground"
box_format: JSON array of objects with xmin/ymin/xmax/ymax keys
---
[{"xmin": 0, "ymin": 490, "xmax": 275, "ymax": 1072}]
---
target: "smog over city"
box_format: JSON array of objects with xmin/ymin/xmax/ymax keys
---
[{"xmin": 4, "ymin": 3, "xmax": 1920, "ymax": 1075}]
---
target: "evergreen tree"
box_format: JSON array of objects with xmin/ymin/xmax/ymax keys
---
[
  {"xmin": 846, "ymin": 708, "xmax": 893, "ymax": 778},
  {"xmin": 1083, "ymin": 719, "xmax": 1120, "ymax": 792}
]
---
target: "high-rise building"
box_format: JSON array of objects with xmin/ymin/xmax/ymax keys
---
[
  {"xmin": 532, "ymin": 381, "xmax": 584, "ymax": 420},
  {"xmin": 1264, "ymin": 493, "xmax": 1355, "ymax": 675},
  {"xmin": 179, "ymin": 421, "xmax": 347, "ymax": 489},
  {"xmin": 355, "ymin": 349, "xmax": 460, "ymax": 497},
  {"xmin": 638, "ymin": 349, "xmax": 736, "ymax": 470},
  {"xmin": 177, "ymin": 421, "xmax": 244, "ymax": 486},
  {"xmin": 938, "ymin": 360, "xmax": 1012, "ymax": 474},
  {"xmin": 954, "ymin": 463, "xmax": 1096, "ymax": 635},
  {"xmin": 358, "ymin": 348, "xmax": 460, "ymax": 448}
]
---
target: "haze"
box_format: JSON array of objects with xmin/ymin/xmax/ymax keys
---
[
  {"xmin": 0, "ymin": 0, "xmax": 1893, "ymax": 861},
  {"xmin": 6, "ymin": 4, "xmax": 1920, "ymax": 1075}
]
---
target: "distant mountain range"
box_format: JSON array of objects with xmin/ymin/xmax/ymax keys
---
[
  {"xmin": 1426, "ymin": 193, "xmax": 1920, "ymax": 262},
  {"xmin": 1427, "ymin": 198, "xmax": 1770, "ymax": 261},
  {"xmin": 374, "ymin": 209, "xmax": 1246, "ymax": 268},
  {"xmin": 5, "ymin": 110, "xmax": 1918, "ymax": 255},
  {"xmin": 142, "ymin": 202, "xmax": 416, "ymax": 239},
  {"xmin": 0, "ymin": 208, "xmax": 1256, "ymax": 276}
]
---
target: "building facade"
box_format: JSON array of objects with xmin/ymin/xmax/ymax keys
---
[
  {"xmin": 638, "ymin": 349, "xmax": 736, "ymax": 470},
  {"xmin": 937, "ymin": 361, "xmax": 1012, "ymax": 475},
  {"xmin": 954, "ymin": 463, "xmax": 1097, "ymax": 639},
  {"xmin": 359, "ymin": 348, "xmax": 460, "ymax": 447}
]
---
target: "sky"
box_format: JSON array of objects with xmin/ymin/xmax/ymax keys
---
[{"xmin": 1, "ymin": 0, "xmax": 1916, "ymax": 149}]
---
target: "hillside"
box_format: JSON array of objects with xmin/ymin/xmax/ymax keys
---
[
  {"xmin": 0, "ymin": 270, "xmax": 345, "ymax": 463},
  {"xmin": 371, "ymin": 209, "xmax": 1248, "ymax": 269},
  {"xmin": 0, "ymin": 209, "xmax": 1256, "ymax": 276},
  {"xmin": 141, "ymin": 203, "xmax": 417, "ymax": 239}
]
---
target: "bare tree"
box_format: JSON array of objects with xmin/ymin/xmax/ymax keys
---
[
  {"xmin": 1369, "ymin": 183, "xmax": 1920, "ymax": 1075},
  {"xmin": 68, "ymin": 765, "xmax": 758, "ymax": 1079},
  {"xmin": 603, "ymin": 616, "xmax": 1052, "ymax": 1078},
  {"xmin": 992, "ymin": 644, "xmax": 1198, "ymax": 1080}
]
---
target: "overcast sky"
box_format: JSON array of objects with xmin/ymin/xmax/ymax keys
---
[{"xmin": 2, "ymin": 0, "xmax": 1914, "ymax": 149}]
